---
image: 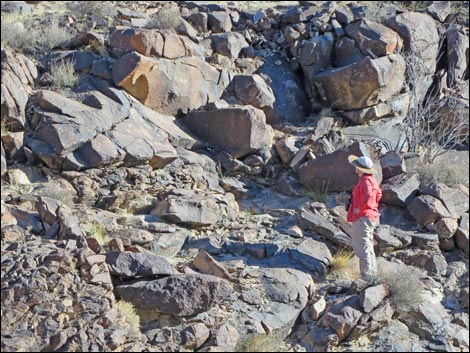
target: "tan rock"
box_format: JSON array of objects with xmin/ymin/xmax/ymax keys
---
[{"xmin": 192, "ymin": 249, "xmax": 232, "ymax": 280}]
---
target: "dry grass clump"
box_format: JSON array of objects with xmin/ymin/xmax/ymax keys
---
[
  {"xmin": 116, "ymin": 300, "xmax": 141, "ymax": 334},
  {"xmin": 377, "ymin": 265, "xmax": 426, "ymax": 312},
  {"xmin": 1, "ymin": 118, "xmax": 10, "ymax": 137},
  {"xmin": 304, "ymin": 180, "xmax": 330, "ymax": 203},
  {"xmin": 327, "ymin": 248, "xmax": 355, "ymax": 279},
  {"xmin": 50, "ymin": 60, "xmax": 79, "ymax": 88}
]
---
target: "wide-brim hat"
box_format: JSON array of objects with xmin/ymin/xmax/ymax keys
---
[{"xmin": 348, "ymin": 155, "xmax": 376, "ymax": 174}]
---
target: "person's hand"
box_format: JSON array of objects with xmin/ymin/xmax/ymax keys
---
[{"xmin": 353, "ymin": 208, "xmax": 359, "ymax": 215}]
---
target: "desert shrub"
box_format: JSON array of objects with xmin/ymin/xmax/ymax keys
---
[
  {"xmin": 1, "ymin": 15, "xmax": 73, "ymax": 54},
  {"xmin": 238, "ymin": 333, "xmax": 279, "ymax": 352},
  {"xmin": 83, "ymin": 221, "xmax": 109, "ymax": 246},
  {"xmin": 1, "ymin": 14, "xmax": 37, "ymax": 52},
  {"xmin": 401, "ymin": 42, "xmax": 469, "ymax": 163},
  {"xmin": 67, "ymin": 1, "xmax": 117, "ymax": 19},
  {"xmin": 146, "ymin": 5, "xmax": 182, "ymax": 30},
  {"xmin": 35, "ymin": 19, "xmax": 74, "ymax": 53},
  {"xmin": 50, "ymin": 59, "xmax": 79, "ymax": 88},
  {"xmin": 416, "ymin": 159, "xmax": 469, "ymax": 186},
  {"xmin": 116, "ymin": 300, "xmax": 140, "ymax": 334},
  {"xmin": 377, "ymin": 265, "xmax": 426, "ymax": 311}
]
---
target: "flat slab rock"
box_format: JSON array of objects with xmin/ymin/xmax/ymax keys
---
[{"xmin": 115, "ymin": 273, "xmax": 233, "ymax": 316}]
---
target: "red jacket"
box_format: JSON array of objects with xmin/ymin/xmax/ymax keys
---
[{"xmin": 347, "ymin": 174, "xmax": 382, "ymax": 223}]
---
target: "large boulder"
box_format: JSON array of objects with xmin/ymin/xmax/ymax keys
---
[
  {"xmin": 381, "ymin": 173, "xmax": 420, "ymax": 207},
  {"xmin": 400, "ymin": 299, "xmax": 453, "ymax": 341},
  {"xmin": 115, "ymin": 274, "xmax": 233, "ymax": 316},
  {"xmin": 153, "ymin": 189, "xmax": 239, "ymax": 227},
  {"xmin": 312, "ymin": 54, "xmax": 405, "ymax": 110},
  {"xmin": 132, "ymin": 100, "xmax": 201, "ymax": 150},
  {"xmin": 224, "ymin": 266, "xmax": 314, "ymax": 348},
  {"xmin": 26, "ymin": 77, "xmax": 196, "ymax": 171},
  {"xmin": 221, "ymin": 74, "xmax": 275, "ymax": 124},
  {"xmin": 183, "ymin": 106, "xmax": 273, "ymax": 159},
  {"xmin": 420, "ymin": 182, "xmax": 469, "ymax": 219},
  {"xmin": 383, "ymin": 12, "xmax": 439, "ymax": 75},
  {"xmin": 297, "ymin": 34, "xmax": 334, "ymax": 102},
  {"xmin": 113, "ymin": 52, "xmax": 230, "ymax": 116},
  {"xmin": 345, "ymin": 19, "xmax": 401, "ymax": 58},
  {"xmin": 380, "ymin": 151, "xmax": 406, "ymax": 180},
  {"xmin": 407, "ymin": 195, "xmax": 452, "ymax": 227},
  {"xmin": 291, "ymin": 237, "xmax": 332, "ymax": 274},
  {"xmin": 392, "ymin": 248, "xmax": 448, "ymax": 277},
  {"xmin": 299, "ymin": 141, "xmax": 382, "ymax": 192},
  {"xmin": 375, "ymin": 224, "xmax": 412, "ymax": 252},
  {"xmin": 1, "ymin": 48, "xmax": 38, "ymax": 130},
  {"xmin": 109, "ymin": 28, "xmax": 202, "ymax": 59},
  {"xmin": 208, "ymin": 11, "xmax": 232, "ymax": 33},
  {"xmin": 210, "ymin": 32, "xmax": 249, "ymax": 58},
  {"xmin": 105, "ymin": 251, "xmax": 175, "ymax": 278},
  {"xmin": 333, "ymin": 36, "xmax": 364, "ymax": 68},
  {"xmin": 109, "ymin": 28, "xmax": 160, "ymax": 57},
  {"xmin": 256, "ymin": 53, "xmax": 310, "ymax": 124},
  {"xmin": 320, "ymin": 295, "xmax": 363, "ymax": 341},
  {"xmin": 359, "ymin": 284, "xmax": 390, "ymax": 313}
]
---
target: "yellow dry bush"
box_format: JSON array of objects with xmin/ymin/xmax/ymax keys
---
[
  {"xmin": 116, "ymin": 300, "xmax": 141, "ymax": 334},
  {"xmin": 327, "ymin": 248, "xmax": 355, "ymax": 279}
]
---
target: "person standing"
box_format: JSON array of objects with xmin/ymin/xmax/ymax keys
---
[{"xmin": 347, "ymin": 155, "xmax": 382, "ymax": 282}]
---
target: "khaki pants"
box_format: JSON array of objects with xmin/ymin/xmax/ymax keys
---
[{"xmin": 351, "ymin": 217, "xmax": 378, "ymax": 280}]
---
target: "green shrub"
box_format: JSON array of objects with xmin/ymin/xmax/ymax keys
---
[
  {"xmin": 244, "ymin": 208, "xmax": 256, "ymax": 217},
  {"xmin": 50, "ymin": 60, "xmax": 79, "ymax": 88}
]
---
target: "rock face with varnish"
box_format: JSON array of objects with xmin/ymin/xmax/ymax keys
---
[{"xmin": 113, "ymin": 51, "xmax": 230, "ymax": 116}]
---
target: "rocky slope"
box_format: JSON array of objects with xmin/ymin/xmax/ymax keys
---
[{"xmin": 1, "ymin": 1, "xmax": 469, "ymax": 352}]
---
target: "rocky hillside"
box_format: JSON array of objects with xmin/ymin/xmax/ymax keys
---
[{"xmin": 1, "ymin": 1, "xmax": 469, "ymax": 352}]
